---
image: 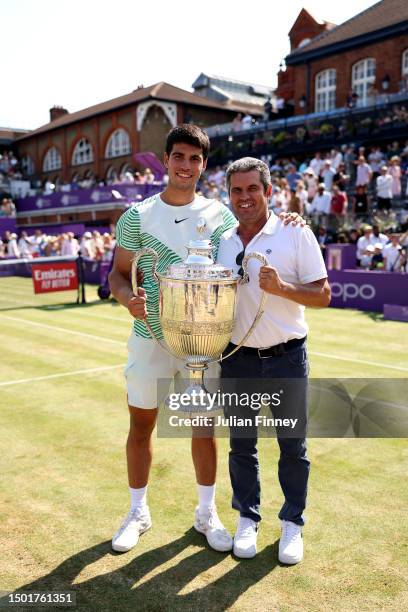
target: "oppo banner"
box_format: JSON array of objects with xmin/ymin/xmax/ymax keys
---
[
  {"xmin": 328, "ymin": 270, "xmax": 408, "ymax": 312},
  {"xmin": 31, "ymin": 261, "xmax": 79, "ymax": 293}
]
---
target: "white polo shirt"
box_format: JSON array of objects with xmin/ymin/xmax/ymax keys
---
[{"xmin": 217, "ymin": 214, "xmax": 328, "ymax": 348}]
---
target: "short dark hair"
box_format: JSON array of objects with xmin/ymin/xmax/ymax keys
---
[
  {"xmin": 165, "ymin": 124, "xmax": 210, "ymax": 160},
  {"xmin": 226, "ymin": 157, "xmax": 271, "ymax": 193}
]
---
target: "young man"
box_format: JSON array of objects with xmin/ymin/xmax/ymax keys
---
[
  {"xmin": 108, "ymin": 125, "xmax": 304, "ymax": 554},
  {"xmin": 217, "ymin": 157, "xmax": 330, "ymax": 563}
]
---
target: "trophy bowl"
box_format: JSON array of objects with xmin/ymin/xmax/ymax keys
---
[{"xmin": 131, "ymin": 221, "xmax": 267, "ymax": 414}]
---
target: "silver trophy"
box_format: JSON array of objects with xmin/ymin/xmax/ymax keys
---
[{"xmin": 131, "ymin": 218, "xmax": 268, "ymax": 413}]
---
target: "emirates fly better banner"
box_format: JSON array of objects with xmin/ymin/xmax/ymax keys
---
[{"xmin": 31, "ymin": 262, "xmax": 79, "ymax": 294}]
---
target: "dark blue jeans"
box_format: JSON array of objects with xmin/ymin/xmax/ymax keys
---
[{"xmin": 220, "ymin": 340, "xmax": 310, "ymax": 526}]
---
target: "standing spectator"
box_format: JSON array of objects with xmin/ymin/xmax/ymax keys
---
[
  {"xmin": 232, "ymin": 113, "xmax": 243, "ymax": 132},
  {"xmin": 389, "ymin": 156, "xmax": 402, "ymax": 197},
  {"xmin": 144, "ymin": 168, "xmax": 155, "ymax": 184},
  {"xmin": 315, "ymin": 226, "xmax": 333, "ymax": 256},
  {"xmin": 295, "ymin": 180, "xmax": 308, "ymax": 214},
  {"xmin": 330, "ymin": 148, "xmax": 343, "ymax": 171},
  {"xmin": 370, "ymin": 244, "xmax": 384, "ymax": 270},
  {"xmin": 79, "ymin": 231, "xmax": 94, "ymax": 258},
  {"xmin": 310, "ymin": 152, "xmax": 323, "ymax": 177},
  {"xmin": 242, "ymin": 113, "xmax": 253, "ymax": 129},
  {"xmin": 352, "ymin": 185, "xmax": 370, "ymax": 216},
  {"xmin": 17, "ymin": 231, "xmax": 32, "ymax": 258},
  {"xmin": 356, "ymin": 156, "xmax": 372, "ymax": 187},
  {"xmin": 61, "ymin": 232, "xmax": 79, "ymax": 256},
  {"xmin": 286, "ymin": 164, "xmax": 301, "ymax": 191},
  {"xmin": 330, "ymin": 185, "xmax": 347, "ymax": 216},
  {"xmin": 320, "ymin": 160, "xmax": 336, "ymax": 191},
  {"xmin": 376, "ymin": 166, "xmax": 393, "ymax": 211},
  {"xmin": 343, "ymin": 145, "xmax": 356, "ymax": 183},
  {"xmin": 333, "ymin": 163, "xmax": 349, "ymax": 192},
  {"xmin": 304, "ymin": 169, "xmax": 318, "ymax": 200},
  {"xmin": 310, "ymin": 184, "xmax": 331, "ymax": 215},
  {"xmin": 6, "ymin": 232, "xmax": 20, "ymax": 258},
  {"xmin": 368, "ymin": 146, "xmax": 383, "ymax": 183}
]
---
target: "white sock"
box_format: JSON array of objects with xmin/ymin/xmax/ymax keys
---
[
  {"xmin": 197, "ymin": 484, "xmax": 216, "ymax": 514},
  {"xmin": 129, "ymin": 485, "xmax": 147, "ymax": 510}
]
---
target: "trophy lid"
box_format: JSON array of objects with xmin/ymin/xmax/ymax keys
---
[{"xmin": 161, "ymin": 217, "xmax": 237, "ymax": 280}]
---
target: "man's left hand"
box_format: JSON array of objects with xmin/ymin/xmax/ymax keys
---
[
  {"xmin": 259, "ymin": 265, "xmax": 285, "ymax": 295},
  {"xmin": 279, "ymin": 212, "xmax": 306, "ymax": 227}
]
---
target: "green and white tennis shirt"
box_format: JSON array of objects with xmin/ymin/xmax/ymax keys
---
[{"xmin": 116, "ymin": 193, "xmax": 237, "ymax": 340}]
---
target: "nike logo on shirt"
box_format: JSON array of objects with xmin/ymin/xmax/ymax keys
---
[{"xmin": 175, "ymin": 218, "xmax": 189, "ymax": 224}]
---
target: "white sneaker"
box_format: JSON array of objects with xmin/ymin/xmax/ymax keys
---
[
  {"xmin": 278, "ymin": 520, "xmax": 303, "ymax": 564},
  {"xmin": 233, "ymin": 517, "xmax": 258, "ymax": 559},
  {"xmin": 194, "ymin": 506, "xmax": 233, "ymax": 552},
  {"xmin": 111, "ymin": 506, "xmax": 152, "ymax": 552}
]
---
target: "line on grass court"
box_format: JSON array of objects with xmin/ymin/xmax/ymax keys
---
[
  {"xmin": 0, "ymin": 364, "xmax": 125, "ymax": 386},
  {"xmin": 1, "ymin": 314, "xmax": 126, "ymax": 346},
  {"xmin": 2, "ymin": 314, "xmax": 407, "ymax": 373},
  {"xmin": 308, "ymin": 351, "xmax": 408, "ymax": 373}
]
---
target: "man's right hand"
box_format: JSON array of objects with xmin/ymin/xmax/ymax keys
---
[{"xmin": 127, "ymin": 288, "xmax": 147, "ymax": 319}]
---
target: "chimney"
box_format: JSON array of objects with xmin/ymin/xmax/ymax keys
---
[{"xmin": 50, "ymin": 106, "xmax": 69, "ymax": 121}]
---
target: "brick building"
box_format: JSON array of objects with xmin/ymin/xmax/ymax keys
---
[
  {"xmin": 276, "ymin": 0, "xmax": 408, "ymax": 115},
  {"xmin": 15, "ymin": 82, "xmax": 258, "ymax": 186}
]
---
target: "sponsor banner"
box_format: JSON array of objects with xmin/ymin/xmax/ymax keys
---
[
  {"xmin": 328, "ymin": 269, "xmax": 408, "ymax": 312},
  {"xmin": 16, "ymin": 184, "xmax": 162, "ymax": 213},
  {"xmin": 31, "ymin": 261, "xmax": 78, "ymax": 293}
]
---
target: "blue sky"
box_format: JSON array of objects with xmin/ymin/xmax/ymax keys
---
[{"xmin": 1, "ymin": 0, "xmax": 377, "ymax": 129}]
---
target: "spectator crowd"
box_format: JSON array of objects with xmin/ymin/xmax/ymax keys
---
[{"xmin": 0, "ymin": 229, "xmax": 116, "ymax": 262}]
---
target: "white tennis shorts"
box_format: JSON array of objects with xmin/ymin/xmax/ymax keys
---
[{"xmin": 125, "ymin": 333, "xmax": 220, "ymax": 409}]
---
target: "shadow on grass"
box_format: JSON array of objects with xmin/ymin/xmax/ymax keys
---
[
  {"xmin": 6, "ymin": 530, "xmax": 280, "ymax": 611},
  {"xmin": 356, "ymin": 310, "xmax": 385, "ymax": 322}
]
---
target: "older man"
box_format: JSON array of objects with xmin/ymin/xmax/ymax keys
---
[{"xmin": 217, "ymin": 157, "xmax": 330, "ymax": 563}]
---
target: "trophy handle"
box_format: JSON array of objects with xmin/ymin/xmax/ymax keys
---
[
  {"xmin": 131, "ymin": 248, "xmax": 173, "ymax": 354},
  {"xmin": 212, "ymin": 252, "xmax": 269, "ymax": 363}
]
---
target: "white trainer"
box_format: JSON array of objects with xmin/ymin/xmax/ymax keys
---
[
  {"xmin": 233, "ymin": 517, "xmax": 258, "ymax": 559},
  {"xmin": 111, "ymin": 506, "xmax": 152, "ymax": 552},
  {"xmin": 194, "ymin": 506, "xmax": 233, "ymax": 552},
  {"xmin": 278, "ymin": 520, "xmax": 303, "ymax": 564}
]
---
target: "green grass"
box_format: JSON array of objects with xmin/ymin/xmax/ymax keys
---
[{"xmin": 0, "ymin": 278, "xmax": 407, "ymax": 611}]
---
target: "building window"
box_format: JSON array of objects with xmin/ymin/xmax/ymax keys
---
[
  {"xmin": 106, "ymin": 166, "xmax": 118, "ymax": 182},
  {"xmin": 105, "ymin": 128, "xmax": 131, "ymax": 158},
  {"xmin": 352, "ymin": 58, "xmax": 376, "ymax": 106},
  {"xmin": 43, "ymin": 147, "xmax": 61, "ymax": 172},
  {"xmin": 21, "ymin": 155, "xmax": 35, "ymax": 176},
  {"xmin": 315, "ymin": 69, "xmax": 336, "ymax": 112},
  {"xmin": 72, "ymin": 137, "xmax": 93, "ymax": 166},
  {"xmin": 402, "ymin": 49, "xmax": 408, "ymax": 77}
]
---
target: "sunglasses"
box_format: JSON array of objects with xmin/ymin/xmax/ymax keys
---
[{"xmin": 236, "ymin": 249, "xmax": 245, "ymax": 279}]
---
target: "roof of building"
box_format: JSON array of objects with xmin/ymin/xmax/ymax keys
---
[
  {"xmin": 289, "ymin": 0, "xmax": 408, "ymax": 57},
  {"xmin": 0, "ymin": 127, "xmax": 30, "ymax": 141},
  {"xmin": 192, "ymin": 73, "xmax": 274, "ymax": 107},
  {"xmin": 17, "ymin": 82, "xmax": 257, "ymax": 141}
]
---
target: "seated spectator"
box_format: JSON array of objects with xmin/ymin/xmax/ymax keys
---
[
  {"xmin": 376, "ymin": 166, "xmax": 393, "ymax": 211},
  {"xmin": 79, "ymin": 231, "xmax": 94, "ymax": 258},
  {"xmin": 315, "ymin": 226, "xmax": 333, "ymax": 255},
  {"xmin": 360, "ymin": 245, "xmax": 374, "ymax": 269},
  {"xmin": 310, "ymin": 183, "xmax": 331, "ymax": 215},
  {"xmin": 5, "ymin": 231, "xmax": 20, "ymax": 258},
  {"xmin": 270, "ymin": 186, "xmax": 287, "ymax": 214},
  {"xmin": 331, "ymin": 185, "xmax": 348, "ymax": 216},
  {"xmin": 242, "ymin": 113, "xmax": 253, "ymax": 129},
  {"xmin": 356, "ymin": 226, "xmax": 375, "ymax": 265},
  {"xmin": 370, "ymin": 243, "xmax": 384, "ymax": 270},
  {"xmin": 383, "ymin": 234, "xmax": 403, "ymax": 272},
  {"xmin": 372, "ymin": 224, "xmax": 388, "ymax": 247},
  {"xmin": 310, "ymin": 152, "xmax": 323, "ymax": 177},
  {"xmin": 294, "ymin": 180, "xmax": 308, "ymax": 214}
]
